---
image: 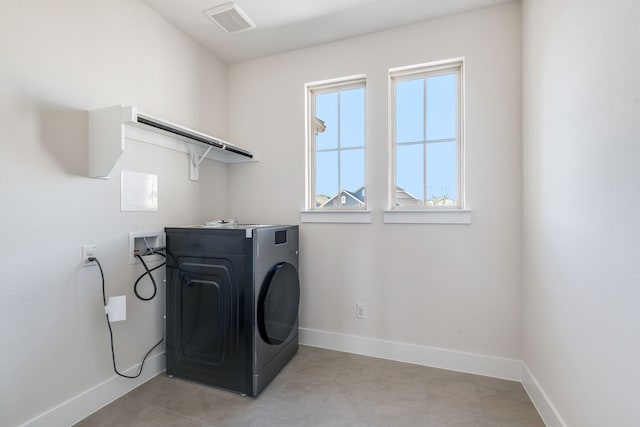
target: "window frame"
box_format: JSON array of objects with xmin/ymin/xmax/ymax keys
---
[
  {"xmin": 304, "ymin": 74, "xmax": 367, "ymax": 212},
  {"xmin": 388, "ymin": 58, "xmax": 465, "ymax": 212}
]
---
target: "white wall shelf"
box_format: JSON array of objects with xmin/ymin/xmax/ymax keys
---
[{"xmin": 88, "ymin": 105, "xmax": 256, "ymax": 180}]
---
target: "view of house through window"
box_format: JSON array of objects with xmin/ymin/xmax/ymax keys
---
[
  {"xmin": 307, "ymin": 77, "xmax": 366, "ymax": 209},
  {"xmin": 391, "ymin": 60, "xmax": 463, "ymax": 208}
]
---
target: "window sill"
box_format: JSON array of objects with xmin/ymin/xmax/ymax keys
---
[
  {"xmin": 383, "ymin": 209, "xmax": 471, "ymax": 224},
  {"xmin": 300, "ymin": 210, "xmax": 372, "ymax": 224}
]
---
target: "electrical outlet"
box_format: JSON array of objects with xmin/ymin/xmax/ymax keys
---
[
  {"xmin": 82, "ymin": 244, "xmax": 97, "ymax": 267},
  {"xmin": 356, "ymin": 303, "xmax": 367, "ymax": 319}
]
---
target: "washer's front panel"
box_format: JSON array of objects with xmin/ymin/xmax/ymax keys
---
[
  {"xmin": 254, "ymin": 226, "xmax": 299, "ymax": 281},
  {"xmin": 253, "ymin": 226, "xmax": 299, "ymax": 378}
]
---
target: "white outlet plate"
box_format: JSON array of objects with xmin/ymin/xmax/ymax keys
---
[
  {"xmin": 82, "ymin": 244, "xmax": 97, "ymax": 267},
  {"xmin": 356, "ymin": 303, "xmax": 367, "ymax": 319}
]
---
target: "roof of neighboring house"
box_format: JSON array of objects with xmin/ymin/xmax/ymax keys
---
[
  {"xmin": 395, "ymin": 187, "xmax": 419, "ymax": 199},
  {"xmin": 317, "ymin": 186, "xmax": 455, "ymax": 208},
  {"xmin": 314, "ymin": 117, "xmax": 326, "ymax": 134},
  {"xmin": 320, "ymin": 188, "xmax": 365, "ymax": 207},
  {"xmin": 394, "ymin": 187, "xmax": 456, "ymax": 207},
  {"xmin": 315, "ymin": 194, "xmax": 331, "ymax": 206}
]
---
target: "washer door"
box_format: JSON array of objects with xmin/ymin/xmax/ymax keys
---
[{"xmin": 257, "ymin": 262, "xmax": 300, "ymax": 345}]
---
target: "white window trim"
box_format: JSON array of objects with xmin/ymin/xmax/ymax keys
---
[
  {"xmin": 388, "ymin": 58, "xmax": 467, "ymax": 220},
  {"xmin": 304, "ymin": 74, "xmax": 367, "ymax": 220}
]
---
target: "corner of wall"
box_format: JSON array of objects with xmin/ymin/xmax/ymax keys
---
[{"xmin": 521, "ymin": 362, "xmax": 568, "ymax": 427}]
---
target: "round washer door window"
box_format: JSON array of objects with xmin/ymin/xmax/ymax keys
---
[{"xmin": 257, "ymin": 262, "xmax": 300, "ymax": 345}]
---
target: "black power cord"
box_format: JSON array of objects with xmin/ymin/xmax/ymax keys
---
[
  {"xmin": 89, "ymin": 256, "xmax": 164, "ymax": 379},
  {"xmin": 133, "ymin": 251, "xmax": 166, "ymax": 301}
]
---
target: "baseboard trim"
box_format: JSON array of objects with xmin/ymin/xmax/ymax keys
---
[
  {"xmin": 19, "ymin": 352, "xmax": 165, "ymax": 427},
  {"xmin": 299, "ymin": 327, "xmax": 522, "ymax": 381},
  {"xmin": 521, "ymin": 363, "xmax": 568, "ymax": 427}
]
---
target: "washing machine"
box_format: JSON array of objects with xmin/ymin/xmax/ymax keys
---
[{"xmin": 164, "ymin": 224, "xmax": 299, "ymax": 396}]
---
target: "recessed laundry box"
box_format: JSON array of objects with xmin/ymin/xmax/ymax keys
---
[{"xmin": 164, "ymin": 224, "xmax": 300, "ymax": 396}]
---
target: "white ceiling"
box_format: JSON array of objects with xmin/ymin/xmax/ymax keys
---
[{"xmin": 143, "ymin": 0, "xmax": 513, "ymax": 63}]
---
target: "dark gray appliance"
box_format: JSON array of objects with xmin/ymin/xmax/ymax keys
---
[{"xmin": 164, "ymin": 224, "xmax": 299, "ymax": 396}]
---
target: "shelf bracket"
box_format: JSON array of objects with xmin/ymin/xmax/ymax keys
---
[{"xmin": 188, "ymin": 145, "xmax": 213, "ymax": 181}]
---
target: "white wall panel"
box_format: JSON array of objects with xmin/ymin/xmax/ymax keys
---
[
  {"xmin": 227, "ymin": 3, "xmax": 523, "ymax": 360},
  {"xmin": 0, "ymin": 1, "xmax": 228, "ymax": 424},
  {"xmin": 522, "ymin": 0, "xmax": 640, "ymax": 425}
]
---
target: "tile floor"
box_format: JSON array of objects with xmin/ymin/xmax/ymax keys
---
[{"xmin": 75, "ymin": 345, "xmax": 545, "ymax": 427}]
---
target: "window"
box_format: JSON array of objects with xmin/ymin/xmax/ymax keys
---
[
  {"xmin": 389, "ymin": 59, "xmax": 463, "ymax": 210},
  {"xmin": 305, "ymin": 75, "xmax": 366, "ymax": 211}
]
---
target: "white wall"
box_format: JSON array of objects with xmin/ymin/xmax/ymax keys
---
[
  {"xmin": 227, "ymin": 3, "xmax": 522, "ymax": 359},
  {"xmin": 522, "ymin": 0, "xmax": 640, "ymax": 425},
  {"xmin": 0, "ymin": 1, "xmax": 228, "ymax": 425}
]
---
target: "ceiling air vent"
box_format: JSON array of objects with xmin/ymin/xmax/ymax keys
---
[{"xmin": 204, "ymin": 2, "xmax": 256, "ymax": 34}]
